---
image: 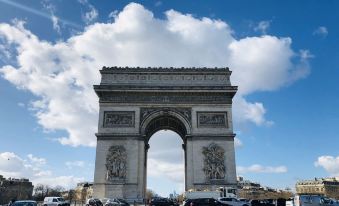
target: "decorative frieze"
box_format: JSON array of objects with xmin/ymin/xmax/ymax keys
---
[
  {"xmin": 202, "ymin": 143, "xmax": 225, "ymax": 180},
  {"xmin": 103, "ymin": 111, "xmax": 135, "ymax": 128},
  {"xmin": 197, "ymin": 112, "xmax": 228, "ymax": 128},
  {"xmin": 100, "ymin": 92, "xmax": 232, "ymax": 104},
  {"xmin": 106, "ymin": 145, "xmax": 127, "ymax": 181}
]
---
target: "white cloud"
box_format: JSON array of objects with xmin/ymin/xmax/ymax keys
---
[
  {"xmin": 254, "ymin": 20, "xmax": 270, "ymax": 34},
  {"xmin": 78, "ymin": 0, "xmax": 98, "ymax": 24},
  {"xmin": 315, "ymin": 155, "xmax": 339, "ymax": 176},
  {"xmin": 234, "ymin": 137, "xmax": 243, "ymax": 148},
  {"xmin": 41, "ymin": 0, "xmax": 61, "ymax": 34},
  {"xmin": 234, "ymin": 96, "xmax": 274, "ymax": 126},
  {"xmin": 27, "ymin": 154, "xmax": 47, "ymax": 165},
  {"xmin": 18, "ymin": 102, "xmax": 25, "ymax": 107},
  {"xmin": 148, "ymin": 158, "xmax": 184, "ymax": 183},
  {"xmin": 65, "ymin": 160, "xmax": 85, "ymax": 169},
  {"xmin": 0, "ymin": 152, "xmax": 84, "ymax": 189},
  {"xmin": 237, "ymin": 164, "xmax": 288, "ymax": 174},
  {"xmin": 313, "ymin": 26, "xmax": 328, "ymax": 37},
  {"xmin": 108, "ymin": 10, "xmax": 119, "ymax": 20},
  {"xmin": 0, "ymin": 3, "xmax": 310, "ymax": 147},
  {"xmin": 51, "ymin": 15, "xmax": 61, "ymax": 34}
]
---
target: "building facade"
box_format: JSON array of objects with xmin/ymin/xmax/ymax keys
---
[
  {"xmin": 296, "ymin": 177, "xmax": 339, "ymax": 199},
  {"xmin": 0, "ymin": 175, "xmax": 33, "ymax": 204}
]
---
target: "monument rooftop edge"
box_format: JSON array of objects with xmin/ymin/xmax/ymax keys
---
[
  {"xmin": 96, "ymin": 66, "xmax": 237, "ymax": 89},
  {"xmin": 100, "ymin": 66, "xmax": 232, "ymax": 73}
]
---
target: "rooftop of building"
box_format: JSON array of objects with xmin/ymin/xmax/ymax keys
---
[{"xmin": 296, "ymin": 177, "xmax": 339, "ymax": 185}]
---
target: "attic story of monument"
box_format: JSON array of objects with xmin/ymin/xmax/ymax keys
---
[{"xmin": 92, "ymin": 67, "xmax": 238, "ymax": 201}]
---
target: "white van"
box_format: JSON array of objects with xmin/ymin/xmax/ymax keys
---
[
  {"xmin": 43, "ymin": 197, "xmax": 70, "ymax": 206},
  {"xmin": 293, "ymin": 195, "xmax": 339, "ymax": 206}
]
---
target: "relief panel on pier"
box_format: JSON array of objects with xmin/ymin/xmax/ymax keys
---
[
  {"xmin": 197, "ymin": 112, "xmax": 228, "ymax": 128},
  {"xmin": 103, "ymin": 111, "xmax": 135, "ymax": 128}
]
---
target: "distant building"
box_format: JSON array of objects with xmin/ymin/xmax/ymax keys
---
[
  {"xmin": 0, "ymin": 175, "xmax": 34, "ymax": 204},
  {"xmin": 296, "ymin": 177, "xmax": 339, "ymax": 199},
  {"xmin": 237, "ymin": 176, "xmax": 292, "ymax": 199},
  {"xmin": 75, "ymin": 182, "xmax": 93, "ymax": 202}
]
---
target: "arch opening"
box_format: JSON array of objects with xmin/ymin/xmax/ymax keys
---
[
  {"xmin": 143, "ymin": 114, "xmax": 188, "ymax": 197},
  {"xmin": 146, "ymin": 130, "xmax": 185, "ymax": 197}
]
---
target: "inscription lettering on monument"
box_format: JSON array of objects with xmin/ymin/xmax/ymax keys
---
[
  {"xmin": 103, "ymin": 111, "xmax": 135, "ymax": 127},
  {"xmin": 202, "ymin": 143, "xmax": 225, "ymax": 180},
  {"xmin": 102, "ymin": 73, "xmax": 231, "ymax": 85},
  {"xmin": 106, "ymin": 145, "xmax": 127, "ymax": 181},
  {"xmin": 197, "ymin": 112, "xmax": 228, "ymax": 128}
]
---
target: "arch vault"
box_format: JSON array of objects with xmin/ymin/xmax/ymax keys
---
[{"xmin": 93, "ymin": 67, "xmax": 238, "ymax": 201}]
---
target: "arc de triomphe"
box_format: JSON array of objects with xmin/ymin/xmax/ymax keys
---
[{"xmin": 93, "ymin": 67, "xmax": 238, "ymax": 201}]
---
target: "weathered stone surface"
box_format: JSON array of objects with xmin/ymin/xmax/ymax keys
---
[{"xmin": 93, "ymin": 67, "xmax": 238, "ymax": 201}]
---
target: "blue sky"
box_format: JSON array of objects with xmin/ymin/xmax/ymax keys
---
[{"xmin": 0, "ymin": 0, "xmax": 339, "ymax": 197}]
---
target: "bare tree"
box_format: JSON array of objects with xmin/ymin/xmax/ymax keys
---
[{"xmin": 146, "ymin": 189, "xmax": 157, "ymax": 203}]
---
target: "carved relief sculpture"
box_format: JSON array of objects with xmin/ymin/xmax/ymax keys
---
[
  {"xmin": 197, "ymin": 112, "xmax": 228, "ymax": 128},
  {"xmin": 106, "ymin": 145, "xmax": 127, "ymax": 181},
  {"xmin": 104, "ymin": 111, "xmax": 135, "ymax": 127},
  {"xmin": 202, "ymin": 143, "xmax": 225, "ymax": 180}
]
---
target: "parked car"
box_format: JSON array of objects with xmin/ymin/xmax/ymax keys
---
[
  {"xmin": 117, "ymin": 199, "xmax": 130, "ymax": 206},
  {"xmin": 12, "ymin": 201, "xmax": 37, "ymax": 206},
  {"xmin": 150, "ymin": 198, "xmax": 178, "ymax": 206},
  {"xmin": 218, "ymin": 198, "xmax": 250, "ymax": 206},
  {"xmin": 184, "ymin": 198, "xmax": 230, "ymax": 206},
  {"xmin": 86, "ymin": 198, "xmax": 103, "ymax": 206},
  {"xmin": 249, "ymin": 200, "xmax": 274, "ymax": 206},
  {"xmin": 43, "ymin": 197, "xmax": 70, "ymax": 206},
  {"xmin": 104, "ymin": 199, "xmax": 122, "ymax": 206}
]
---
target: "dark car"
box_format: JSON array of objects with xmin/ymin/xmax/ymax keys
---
[
  {"xmin": 87, "ymin": 198, "xmax": 103, "ymax": 206},
  {"xmin": 12, "ymin": 201, "xmax": 37, "ymax": 206},
  {"xmin": 117, "ymin": 199, "xmax": 130, "ymax": 206},
  {"xmin": 150, "ymin": 198, "xmax": 177, "ymax": 206},
  {"xmin": 184, "ymin": 198, "xmax": 230, "ymax": 206},
  {"xmin": 250, "ymin": 200, "xmax": 275, "ymax": 206}
]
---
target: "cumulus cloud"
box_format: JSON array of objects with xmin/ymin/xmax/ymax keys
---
[
  {"xmin": 313, "ymin": 26, "xmax": 328, "ymax": 38},
  {"xmin": 315, "ymin": 155, "xmax": 339, "ymax": 176},
  {"xmin": 237, "ymin": 164, "xmax": 288, "ymax": 174},
  {"xmin": 0, "ymin": 3, "xmax": 310, "ymax": 147},
  {"xmin": 0, "ymin": 152, "xmax": 84, "ymax": 188}
]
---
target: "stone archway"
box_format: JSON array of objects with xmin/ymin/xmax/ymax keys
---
[
  {"xmin": 141, "ymin": 109, "xmax": 190, "ymax": 195},
  {"xmin": 93, "ymin": 67, "xmax": 238, "ymax": 201}
]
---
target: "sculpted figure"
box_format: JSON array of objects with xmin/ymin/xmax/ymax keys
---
[
  {"xmin": 202, "ymin": 143, "xmax": 225, "ymax": 180},
  {"xmin": 106, "ymin": 145, "xmax": 127, "ymax": 180}
]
